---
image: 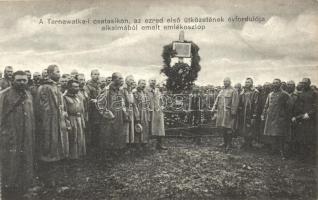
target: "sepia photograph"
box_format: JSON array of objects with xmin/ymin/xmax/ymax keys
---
[{"xmin": 0, "ymin": 0, "xmax": 317, "ymax": 199}]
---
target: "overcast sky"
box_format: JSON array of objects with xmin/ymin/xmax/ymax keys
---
[{"xmin": 0, "ymin": 0, "xmax": 317, "ymax": 85}]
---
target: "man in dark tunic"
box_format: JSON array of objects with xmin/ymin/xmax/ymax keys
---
[
  {"xmin": 0, "ymin": 71, "xmax": 35, "ymax": 198},
  {"xmin": 85, "ymin": 69, "xmax": 101, "ymax": 149},
  {"xmin": 97, "ymin": 72, "xmax": 127, "ymax": 153},
  {"xmin": 212, "ymin": 77, "xmax": 239, "ymax": 151},
  {"xmin": 293, "ymin": 78, "xmax": 317, "ymax": 158},
  {"xmin": 0, "ymin": 66, "xmax": 13, "ymax": 91},
  {"xmin": 262, "ymin": 79, "xmax": 290, "ymax": 158},
  {"xmin": 238, "ymin": 78, "xmax": 259, "ymax": 149}
]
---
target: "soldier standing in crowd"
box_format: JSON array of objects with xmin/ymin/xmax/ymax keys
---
[
  {"xmin": 238, "ymin": 78, "xmax": 259, "ymax": 149},
  {"xmin": 0, "ymin": 71, "xmax": 35, "ymax": 199},
  {"xmin": 30, "ymin": 72, "xmax": 41, "ymax": 97},
  {"xmin": 212, "ymin": 77, "xmax": 239, "ymax": 151},
  {"xmin": 262, "ymin": 79, "xmax": 290, "ymax": 158},
  {"xmin": 258, "ymin": 82, "xmax": 272, "ymax": 144},
  {"xmin": 134, "ymin": 79, "xmax": 150, "ymax": 148},
  {"xmin": 123, "ymin": 75, "xmax": 139, "ymax": 146},
  {"xmin": 0, "ymin": 66, "xmax": 14, "ymax": 91},
  {"xmin": 37, "ymin": 65, "xmax": 69, "ymax": 162},
  {"xmin": 147, "ymin": 78, "xmax": 167, "ymax": 150},
  {"xmin": 77, "ymin": 73, "xmax": 89, "ymax": 129},
  {"xmin": 285, "ymin": 80, "xmax": 299, "ymax": 155},
  {"xmin": 70, "ymin": 69, "xmax": 79, "ymax": 80},
  {"xmin": 24, "ymin": 70, "xmax": 33, "ymax": 88},
  {"xmin": 281, "ymin": 81, "xmax": 288, "ymax": 91},
  {"xmin": 59, "ymin": 75, "xmax": 69, "ymax": 94},
  {"xmin": 188, "ymin": 87, "xmax": 201, "ymax": 126},
  {"xmin": 97, "ymin": 72, "xmax": 127, "ymax": 154},
  {"xmin": 85, "ymin": 69, "xmax": 101, "ymax": 150},
  {"xmin": 63, "ymin": 79, "xmax": 86, "ymax": 159},
  {"xmin": 99, "ymin": 77, "xmax": 107, "ymax": 90},
  {"xmin": 233, "ymin": 83, "xmax": 242, "ymax": 138},
  {"xmin": 293, "ymin": 78, "xmax": 317, "ymax": 159},
  {"xmin": 41, "ymin": 68, "xmax": 48, "ymax": 84},
  {"xmin": 106, "ymin": 76, "xmax": 112, "ymax": 87}
]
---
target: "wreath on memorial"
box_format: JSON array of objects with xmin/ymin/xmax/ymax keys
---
[{"xmin": 160, "ymin": 40, "xmax": 201, "ymax": 94}]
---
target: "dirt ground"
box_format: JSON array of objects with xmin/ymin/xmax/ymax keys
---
[{"xmin": 23, "ymin": 136, "xmax": 317, "ymax": 200}]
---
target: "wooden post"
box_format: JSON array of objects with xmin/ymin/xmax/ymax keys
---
[{"xmin": 178, "ymin": 31, "xmax": 184, "ymax": 63}]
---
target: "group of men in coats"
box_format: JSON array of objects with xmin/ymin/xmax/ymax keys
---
[{"xmin": 0, "ymin": 65, "xmax": 166, "ymax": 198}]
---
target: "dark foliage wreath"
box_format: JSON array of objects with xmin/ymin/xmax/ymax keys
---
[{"xmin": 160, "ymin": 40, "xmax": 201, "ymax": 94}]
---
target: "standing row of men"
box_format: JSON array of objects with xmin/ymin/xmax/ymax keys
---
[
  {"xmin": 212, "ymin": 77, "xmax": 317, "ymax": 160},
  {"xmin": 0, "ymin": 65, "xmax": 166, "ymax": 198}
]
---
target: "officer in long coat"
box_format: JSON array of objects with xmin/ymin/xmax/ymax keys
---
[
  {"xmin": 97, "ymin": 72, "xmax": 128, "ymax": 152},
  {"xmin": 146, "ymin": 78, "xmax": 166, "ymax": 150},
  {"xmin": 0, "ymin": 71, "xmax": 35, "ymax": 198},
  {"xmin": 212, "ymin": 77, "xmax": 239, "ymax": 150},
  {"xmin": 238, "ymin": 78, "xmax": 259, "ymax": 149},
  {"xmin": 262, "ymin": 79, "xmax": 290, "ymax": 158}
]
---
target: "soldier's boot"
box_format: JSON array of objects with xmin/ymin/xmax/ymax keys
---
[{"xmin": 156, "ymin": 138, "xmax": 167, "ymax": 150}]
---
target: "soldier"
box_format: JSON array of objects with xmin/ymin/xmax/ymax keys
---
[
  {"xmin": 106, "ymin": 76, "xmax": 112, "ymax": 87},
  {"xmin": 37, "ymin": 65, "xmax": 69, "ymax": 162},
  {"xmin": 41, "ymin": 68, "xmax": 48, "ymax": 84},
  {"xmin": 233, "ymin": 83, "xmax": 242, "ymax": 138},
  {"xmin": 100, "ymin": 77, "xmax": 107, "ymax": 90},
  {"xmin": 212, "ymin": 77, "xmax": 239, "ymax": 151},
  {"xmin": 63, "ymin": 79, "xmax": 86, "ymax": 159},
  {"xmin": 30, "ymin": 72, "xmax": 42, "ymax": 98},
  {"xmin": 123, "ymin": 75, "xmax": 139, "ymax": 146},
  {"xmin": 188, "ymin": 87, "xmax": 201, "ymax": 126},
  {"xmin": 238, "ymin": 78, "xmax": 259, "ymax": 149},
  {"xmin": 70, "ymin": 69, "xmax": 79, "ymax": 80},
  {"xmin": 0, "ymin": 71, "xmax": 35, "ymax": 198},
  {"xmin": 59, "ymin": 75, "xmax": 69, "ymax": 94},
  {"xmin": 262, "ymin": 79, "xmax": 290, "ymax": 158},
  {"xmin": 286, "ymin": 80, "xmax": 299, "ymax": 155},
  {"xmin": 258, "ymin": 82, "xmax": 272, "ymax": 144},
  {"xmin": 293, "ymin": 78, "xmax": 317, "ymax": 159},
  {"xmin": 0, "ymin": 66, "xmax": 14, "ymax": 91},
  {"xmin": 77, "ymin": 73, "xmax": 89, "ymax": 124},
  {"xmin": 24, "ymin": 70, "xmax": 33, "ymax": 88},
  {"xmin": 146, "ymin": 78, "xmax": 167, "ymax": 150},
  {"xmin": 134, "ymin": 79, "xmax": 150, "ymax": 148},
  {"xmin": 234, "ymin": 83, "xmax": 242, "ymax": 94},
  {"xmin": 84, "ymin": 69, "xmax": 101, "ymax": 149},
  {"xmin": 97, "ymin": 72, "xmax": 127, "ymax": 153}
]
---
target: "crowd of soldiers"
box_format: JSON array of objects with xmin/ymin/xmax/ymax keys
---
[
  {"xmin": 0, "ymin": 65, "xmax": 166, "ymax": 198},
  {"xmin": 0, "ymin": 65, "xmax": 317, "ymax": 198},
  {"xmin": 181, "ymin": 77, "xmax": 317, "ymax": 160}
]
